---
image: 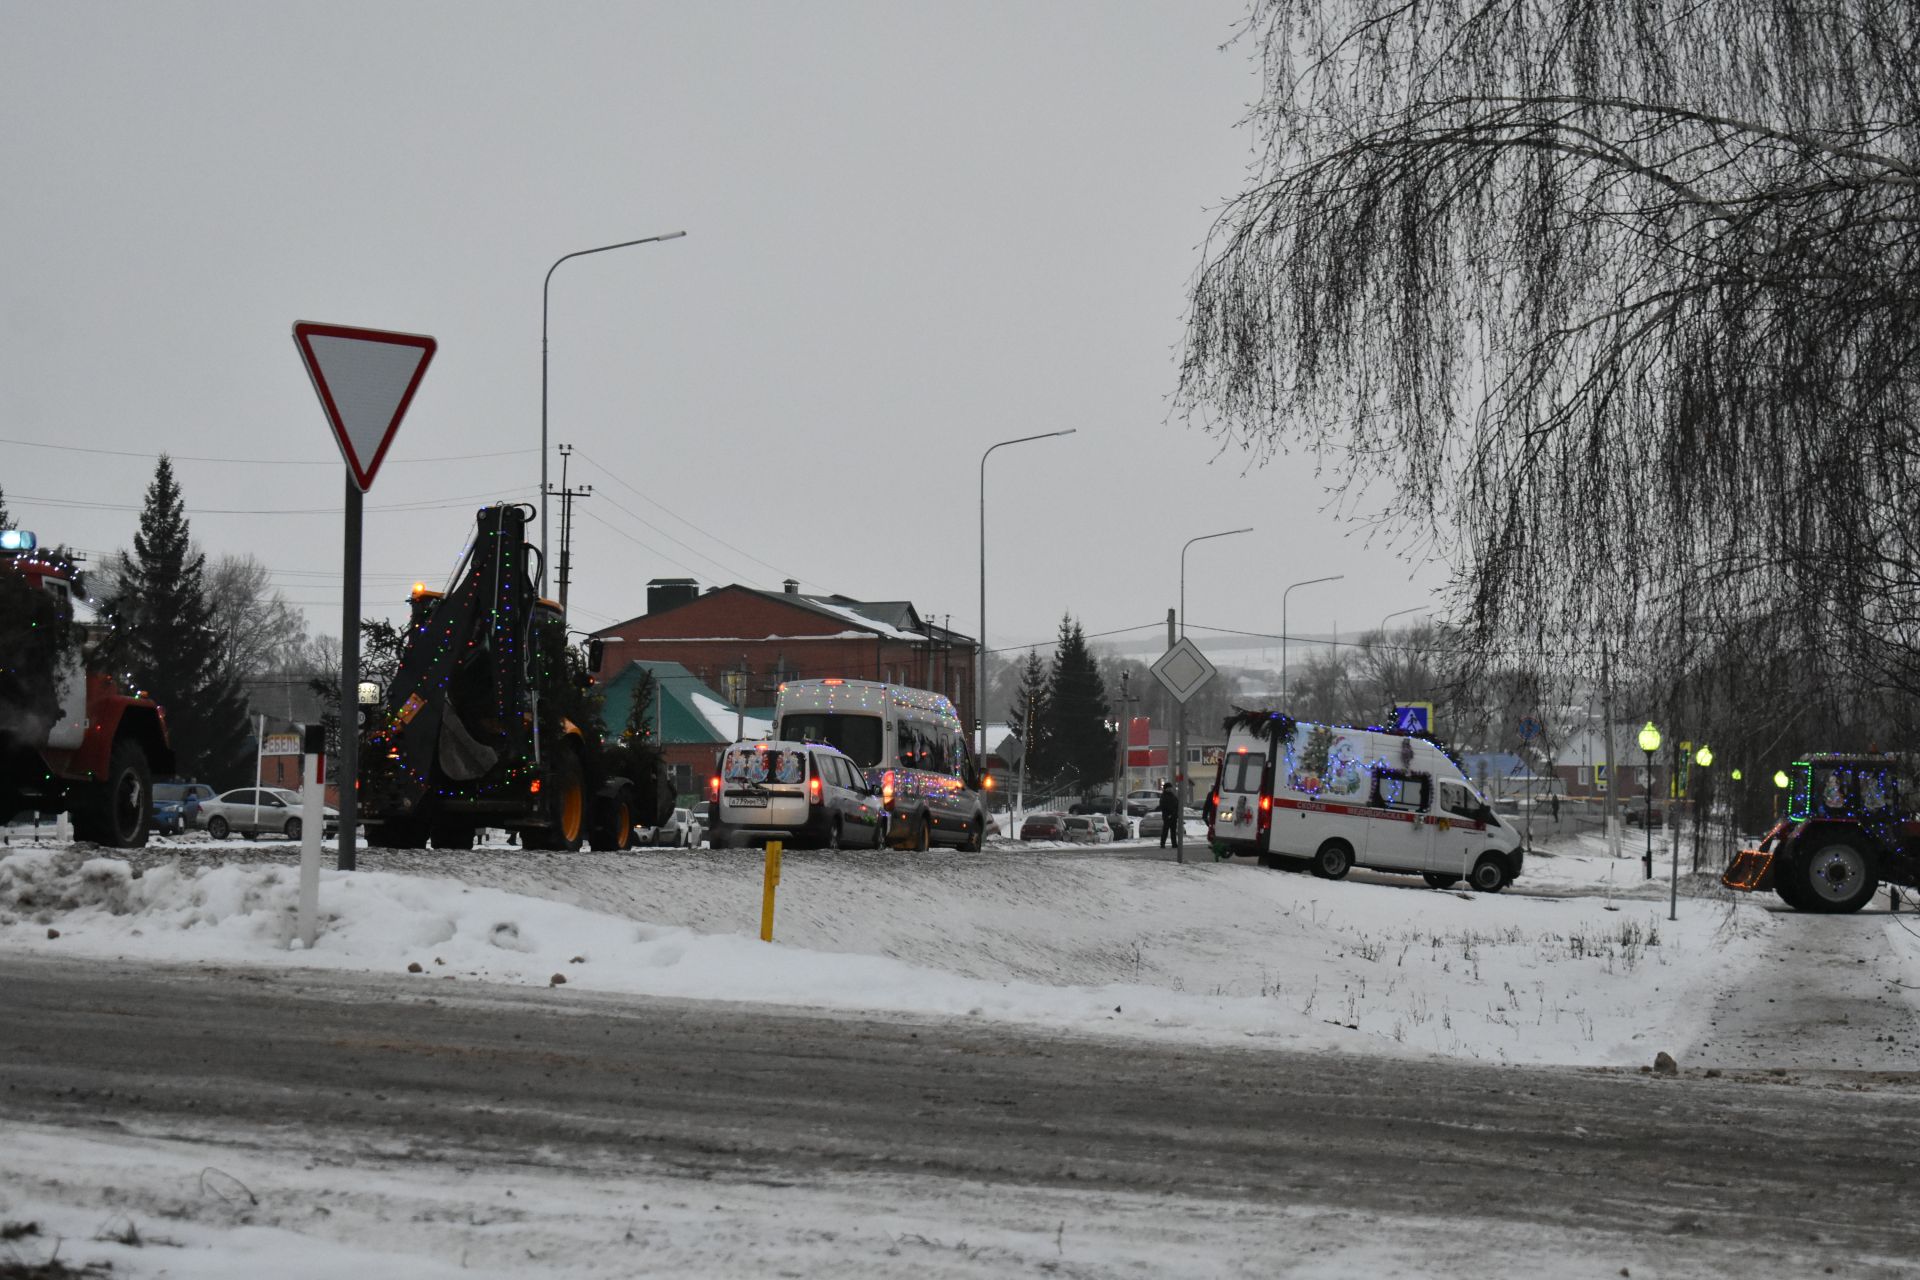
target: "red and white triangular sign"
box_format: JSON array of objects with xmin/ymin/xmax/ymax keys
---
[{"xmin": 292, "ymin": 322, "xmax": 437, "ymax": 491}]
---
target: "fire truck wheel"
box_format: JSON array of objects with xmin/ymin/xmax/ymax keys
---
[
  {"xmin": 1423, "ymin": 873, "xmax": 1462, "ymax": 890},
  {"xmin": 1798, "ymin": 839, "xmax": 1879, "ymax": 913},
  {"xmin": 1468, "ymin": 855, "xmax": 1508, "ymax": 893},
  {"xmin": 1311, "ymin": 840, "xmax": 1353, "ymax": 880},
  {"xmin": 206, "ymin": 814, "xmax": 231, "ymax": 840},
  {"xmin": 76, "ymin": 739, "xmax": 151, "ymax": 849}
]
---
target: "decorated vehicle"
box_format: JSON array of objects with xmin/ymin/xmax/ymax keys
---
[
  {"xmin": 1722, "ymin": 754, "xmax": 1920, "ymax": 913},
  {"xmin": 0, "ymin": 531, "xmax": 174, "ymax": 847},
  {"xmin": 356, "ymin": 503, "xmax": 663, "ymax": 851},
  {"xmin": 1209, "ymin": 709, "xmax": 1524, "ymax": 891},
  {"xmin": 772, "ymin": 678, "xmax": 992, "ymax": 851},
  {"xmin": 706, "ymin": 739, "xmax": 887, "ymax": 849}
]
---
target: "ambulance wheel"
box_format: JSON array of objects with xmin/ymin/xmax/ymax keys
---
[
  {"xmin": 1797, "ymin": 839, "xmax": 1879, "ymax": 914},
  {"xmin": 1423, "ymin": 873, "xmax": 1461, "ymax": 890},
  {"xmin": 1468, "ymin": 855, "xmax": 1508, "ymax": 893},
  {"xmin": 1311, "ymin": 840, "xmax": 1353, "ymax": 880}
]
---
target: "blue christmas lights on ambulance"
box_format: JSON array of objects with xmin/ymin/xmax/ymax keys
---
[{"xmin": 1210, "ymin": 712, "xmax": 1525, "ymax": 891}]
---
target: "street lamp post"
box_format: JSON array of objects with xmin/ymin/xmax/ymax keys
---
[
  {"xmin": 978, "ymin": 431, "xmax": 1077, "ymax": 762},
  {"xmin": 1378, "ymin": 606, "xmax": 1425, "ymax": 638},
  {"xmin": 1638, "ymin": 721, "xmax": 1662, "ymax": 880},
  {"xmin": 542, "ymin": 230, "xmax": 687, "ymax": 590},
  {"xmin": 1683, "ymin": 744, "xmax": 1712, "ymax": 921},
  {"xmin": 1281, "ymin": 575, "xmax": 1346, "ymax": 704},
  {"xmin": 1176, "ymin": 528, "xmax": 1253, "ymax": 864}
]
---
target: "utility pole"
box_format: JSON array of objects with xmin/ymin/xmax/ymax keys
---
[{"xmin": 545, "ymin": 443, "xmax": 592, "ymax": 620}]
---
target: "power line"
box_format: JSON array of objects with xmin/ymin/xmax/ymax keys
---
[
  {"xmin": 9, "ymin": 486, "xmax": 535, "ymax": 517},
  {"xmin": 570, "ymin": 448, "xmax": 803, "ymax": 586},
  {"xmin": 0, "ymin": 436, "xmax": 535, "ymax": 466}
]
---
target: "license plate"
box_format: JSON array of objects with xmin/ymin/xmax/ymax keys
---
[{"xmin": 731, "ymin": 794, "xmax": 767, "ymax": 807}]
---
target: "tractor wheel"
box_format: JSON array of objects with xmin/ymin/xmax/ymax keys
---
[
  {"xmin": 1797, "ymin": 839, "xmax": 1879, "ymax": 914},
  {"xmin": 74, "ymin": 739, "xmax": 151, "ymax": 849},
  {"xmin": 1773, "ymin": 859, "xmax": 1811, "ymax": 910},
  {"xmin": 589, "ymin": 785, "xmax": 634, "ymax": 852},
  {"xmin": 1311, "ymin": 840, "xmax": 1353, "ymax": 880},
  {"xmin": 538, "ymin": 750, "xmax": 586, "ymax": 852}
]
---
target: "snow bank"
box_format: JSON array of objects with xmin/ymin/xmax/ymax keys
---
[{"xmin": 0, "ymin": 843, "xmax": 1770, "ymax": 1066}]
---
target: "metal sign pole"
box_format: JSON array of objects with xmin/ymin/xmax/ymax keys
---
[{"xmin": 338, "ymin": 476, "xmax": 361, "ymax": 872}]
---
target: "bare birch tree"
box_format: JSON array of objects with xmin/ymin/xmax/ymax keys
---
[{"xmin": 1179, "ymin": 0, "xmax": 1920, "ymax": 724}]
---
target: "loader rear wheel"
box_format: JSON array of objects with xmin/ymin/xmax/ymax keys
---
[
  {"xmin": 430, "ymin": 819, "xmax": 476, "ymax": 851},
  {"xmin": 524, "ymin": 750, "xmax": 586, "ymax": 852},
  {"xmin": 589, "ymin": 786, "xmax": 634, "ymax": 852},
  {"xmin": 73, "ymin": 739, "xmax": 151, "ymax": 849},
  {"xmin": 1798, "ymin": 839, "xmax": 1879, "ymax": 914}
]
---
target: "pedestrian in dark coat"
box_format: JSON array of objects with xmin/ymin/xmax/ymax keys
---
[{"xmin": 1158, "ymin": 781, "xmax": 1180, "ymax": 848}]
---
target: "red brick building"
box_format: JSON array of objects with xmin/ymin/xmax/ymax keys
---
[{"xmin": 590, "ymin": 579, "xmax": 978, "ymax": 733}]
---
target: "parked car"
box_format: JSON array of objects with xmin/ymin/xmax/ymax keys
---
[
  {"xmin": 198, "ymin": 787, "xmax": 338, "ymax": 840},
  {"xmin": 1062, "ymin": 814, "xmax": 1112, "ymax": 844},
  {"xmin": 645, "ymin": 806, "xmax": 704, "ymax": 848},
  {"xmin": 152, "ymin": 781, "xmax": 215, "ymax": 835},
  {"xmin": 1138, "ymin": 810, "xmax": 1171, "ymax": 839},
  {"xmin": 1098, "ymin": 812, "xmax": 1131, "ymax": 839},
  {"xmin": 1125, "ymin": 789, "xmax": 1162, "ymax": 817},
  {"xmin": 708, "ymin": 740, "xmax": 888, "ymax": 849},
  {"xmin": 1019, "ymin": 812, "xmax": 1068, "ymax": 841}
]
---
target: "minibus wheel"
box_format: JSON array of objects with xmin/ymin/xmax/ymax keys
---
[
  {"xmin": 1423, "ymin": 873, "xmax": 1461, "ymax": 890},
  {"xmin": 1311, "ymin": 840, "xmax": 1353, "ymax": 880}
]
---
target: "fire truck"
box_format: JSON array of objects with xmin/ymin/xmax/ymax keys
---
[
  {"xmin": 0, "ymin": 531, "xmax": 174, "ymax": 847},
  {"xmin": 1722, "ymin": 754, "xmax": 1920, "ymax": 912}
]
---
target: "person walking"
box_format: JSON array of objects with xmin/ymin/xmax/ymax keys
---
[{"xmin": 1158, "ymin": 781, "xmax": 1180, "ymax": 849}]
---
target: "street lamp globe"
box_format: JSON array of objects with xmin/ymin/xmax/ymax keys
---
[
  {"xmin": 1638, "ymin": 722, "xmax": 1662, "ymax": 754},
  {"xmin": 1774, "ymin": 770, "xmax": 1791, "ymax": 789},
  {"xmin": 1695, "ymin": 744, "xmax": 1713, "ymax": 767},
  {"xmin": 1731, "ymin": 768, "xmax": 1743, "ymax": 781}
]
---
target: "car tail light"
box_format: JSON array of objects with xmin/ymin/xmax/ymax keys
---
[
  {"xmin": 882, "ymin": 771, "xmax": 895, "ymax": 807},
  {"xmin": 531, "ymin": 779, "xmax": 542, "ymax": 794},
  {"xmin": 709, "ymin": 774, "xmax": 721, "ymax": 798},
  {"xmin": 809, "ymin": 776, "xmax": 822, "ymax": 802},
  {"xmin": 1257, "ymin": 791, "xmax": 1273, "ymax": 844}
]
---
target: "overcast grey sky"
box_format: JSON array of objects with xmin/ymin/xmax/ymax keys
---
[{"xmin": 1, "ymin": 1, "xmax": 1449, "ymax": 660}]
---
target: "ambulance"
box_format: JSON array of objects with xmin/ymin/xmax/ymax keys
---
[{"xmin": 1209, "ymin": 711, "xmax": 1525, "ymax": 891}]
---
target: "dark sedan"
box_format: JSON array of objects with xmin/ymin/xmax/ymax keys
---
[{"xmin": 1019, "ymin": 812, "xmax": 1068, "ymax": 841}]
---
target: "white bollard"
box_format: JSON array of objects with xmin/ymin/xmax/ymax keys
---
[{"xmin": 298, "ymin": 723, "xmax": 325, "ymax": 949}]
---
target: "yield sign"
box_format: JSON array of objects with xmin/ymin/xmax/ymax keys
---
[{"xmin": 292, "ymin": 322, "xmax": 437, "ymax": 490}]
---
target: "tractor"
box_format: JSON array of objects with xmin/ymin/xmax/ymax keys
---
[{"xmin": 1722, "ymin": 754, "xmax": 1920, "ymax": 913}]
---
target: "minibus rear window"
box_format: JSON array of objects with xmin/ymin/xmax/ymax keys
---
[{"xmin": 779, "ymin": 713, "xmax": 883, "ymax": 768}]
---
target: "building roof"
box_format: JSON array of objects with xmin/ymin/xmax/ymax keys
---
[
  {"xmin": 598, "ymin": 659, "xmax": 772, "ymax": 745},
  {"xmin": 596, "ymin": 584, "xmax": 975, "ymax": 648}
]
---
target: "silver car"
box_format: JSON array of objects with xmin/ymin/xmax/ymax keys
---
[
  {"xmin": 646, "ymin": 806, "xmax": 705, "ymax": 848},
  {"xmin": 198, "ymin": 787, "xmax": 338, "ymax": 841}
]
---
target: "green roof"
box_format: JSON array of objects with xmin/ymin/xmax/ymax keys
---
[{"xmin": 598, "ymin": 660, "xmax": 773, "ymax": 745}]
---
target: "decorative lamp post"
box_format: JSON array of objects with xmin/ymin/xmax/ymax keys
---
[
  {"xmin": 1175, "ymin": 527, "xmax": 1253, "ymax": 864},
  {"xmin": 1676, "ymin": 743, "xmax": 1711, "ymax": 920},
  {"xmin": 1637, "ymin": 721, "xmax": 1661, "ymax": 880},
  {"xmin": 978, "ymin": 431, "xmax": 1077, "ymax": 762},
  {"xmin": 1774, "ymin": 768, "xmax": 1791, "ymax": 823}
]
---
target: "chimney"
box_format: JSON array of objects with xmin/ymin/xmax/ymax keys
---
[
  {"xmin": 646, "ymin": 577, "xmax": 699, "ymax": 615},
  {"xmin": 783, "ymin": 578, "xmax": 799, "ymax": 594}
]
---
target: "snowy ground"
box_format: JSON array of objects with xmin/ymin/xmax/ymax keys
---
[{"xmin": 4, "ymin": 827, "xmax": 1917, "ymax": 1277}]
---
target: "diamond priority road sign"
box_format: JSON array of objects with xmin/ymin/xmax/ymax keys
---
[
  {"xmin": 1150, "ymin": 636, "xmax": 1217, "ymax": 705},
  {"xmin": 292, "ymin": 322, "xmax": 437, "ymax": 491}
]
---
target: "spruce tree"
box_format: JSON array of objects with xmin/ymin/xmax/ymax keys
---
[
  {"xmin": 1008, "ymin": 650, "xmax": 1053, "ymax": 783},
  {"xmin": 0, "ymin": 483, "xmax": 12, "ymax": 529},
  {"xmin": 1043, "ymin": 613, "xmax": 1113, "ymax": 794},
  {"xmin": 108, "ymin": 457, "xmax": 252, "ymax": 784}
]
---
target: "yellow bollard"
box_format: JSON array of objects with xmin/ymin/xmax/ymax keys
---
[{"xmin": 760, "ymin": 840, "xmax": 782, "ymax": 942}]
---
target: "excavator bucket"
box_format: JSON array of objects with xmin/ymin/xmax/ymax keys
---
[{"xmin": 1721, "ymin": 846, "xmax": 1776, "ymax": 893}]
